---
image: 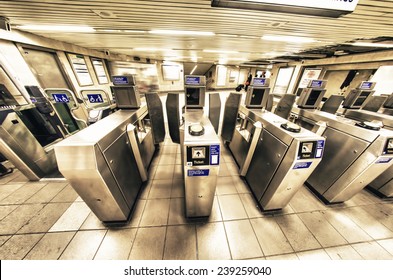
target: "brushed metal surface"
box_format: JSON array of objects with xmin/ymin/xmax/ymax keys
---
[
  {"xmin": 246, "ymin": 129, "xmax": 287, "ymax": 202},
  {"xmin": 345, "ymin": 109, "xmax": 393, "ymax": 130},
  {"xmin": 126, "ymin": 124, "xmax": 147, "ymax": 182},
  {"xmin": 55, "ymin": 108, "xmax": 152, "ymax": 222},
  {"xmin": 183, "ymin": 112, "xmax": 220, "ymax": 217},
  {"xmin": 221, "ymin": 92, "xmax": 241, "ymax": 142},
  {"xmin": 261, "ymin": 138, "xmax": 323, "ymax": 210},
  {"xmin": 0, "ymin": 111, "xmax": 57, "ymax": 180},
  {"xmin": 307, "ymin": 127, "xmax": 368, "ymax": 197},
  {"xmin": 208, "ymin": 93, "xmax": 221, "ymax": 134},
  {"xmin": 293, "ymin": 108, "xmax": 393, "ymax": 202},
  {"xmin": 228, "ymin": 128, "xmax": 249, "ymax": 169},
  {"xmin": 341, "ymin": 109, "xmax": 393, "ymax": 197}
]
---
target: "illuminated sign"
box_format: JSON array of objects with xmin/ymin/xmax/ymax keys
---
[{"xmin": 185, "ymin": 76, "xmax": 201, "ymax": 85}]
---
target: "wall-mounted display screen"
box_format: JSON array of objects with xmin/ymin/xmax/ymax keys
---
[
  {"xmin": 91, "ymin": 58, "xmax": 109, "ymax": 84},
  {"xmin": 162, "ymin": 65, "xmax": 180, "ymax": 81},
  {"xmin": 67, "ymin": 53, "xmax": 93, "ymax": 86}
]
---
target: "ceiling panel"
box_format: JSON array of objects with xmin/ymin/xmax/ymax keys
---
[{"xmin": 1, "ymin": 0, "xmax": 393, "ymax": 64}]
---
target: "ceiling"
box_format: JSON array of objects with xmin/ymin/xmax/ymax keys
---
[{"xmin": 1, "ymin": 0, "xmax": 393, "ymax": 67}]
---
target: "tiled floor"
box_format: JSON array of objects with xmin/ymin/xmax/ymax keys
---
[{"xmin": 1, "ymin": 130, "xmax": 393, "ymax": 261}]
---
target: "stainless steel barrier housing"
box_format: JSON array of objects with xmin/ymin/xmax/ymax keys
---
[
  {"xmin": 292, "ymin": 107, "xmax": 393, "ymax": 203},
  {"xmin": 54, "ymin": 105, "xmax": 155, "ymax": 223}
]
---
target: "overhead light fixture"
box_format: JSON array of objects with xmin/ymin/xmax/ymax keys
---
[
  {"xmin": 149, "ymin": 30, "xmax": 215, "ymax": 36},
  {"xmin": 350, "ymin": 42, "xmax": 393, "ymax": 48},
  {"xmin": 134, "ymin": 48, "xmax": 173, "ymax": 52},
  {"xmin": 17, "ymin": 25, "xmax": 95, "ymax": 32},
  {"xmin": 97, "ymin": 29, "xmax": 146, "ymax": 33},
  {"xmin": 262, "ymin": 35, "xmax": 316, "ymax": 43},
  {"xmin": 211, "ymin": 0, "xmax": 359, "ymax": 18},
  {"xmin": 203, "ymin": 49, "xmax": 239, "ymax": 54},
  {"xmin": 190, "ymin": 65, "xmax": 198, "ymax": 75}
]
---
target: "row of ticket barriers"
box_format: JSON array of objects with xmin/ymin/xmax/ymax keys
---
[{"xmin": 1, "ymin": 74, "xmax": 393, "ymax": 225}]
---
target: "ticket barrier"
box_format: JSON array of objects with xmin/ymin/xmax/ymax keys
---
[
  {"xmin": 80, "ymin": 89, "xmax": 117, "ymax": 124},
  {"xmin": 54, "ymin": 74, "xmax": 165, "ymax": 223},
  {"xmin": 291, "ymin": 108, "xmax": 393, "ymax": 203},
  {"xmin": 180, "ymin": 110, "xmax": 220, "ymax": 217},
  {"xmin": 344, "ymin": 109, "xmax": 393, "ymax": 197},
  {"xmin": 222, "ymin": 92, "xmax": 325, "ymax": 210},
  {"xmin": 166, "ymin": 75, "xmax": 221, "ymax": 218},
  {"xmin": 55, "ymin": 106, "xmax": 155, "ymax": 223},
  {"xmin": 292, "ymin": 80, "xmax": 393, "ymax": 203},
  {"xmin": 0, "ymin": 107, "xmax": 58, "ymax": 180}
]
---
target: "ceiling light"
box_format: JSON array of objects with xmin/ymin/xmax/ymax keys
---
[
  {"xmin": 203, "ymin": 49, "xmax": 239, "ymax": 54},
  {"xmin": 211, "ymin": 0, "xmax": 359, "ymax": 18},
  {"xmin": 217, "ymin": 34, "xmax": 239, "ymax": 37},
  {"xmin": 17, "ymin": 25, "xmax": 95, "ymax": 32},
  {"xmin": 351, "ymin": 42, "xmax": 393, "ymax": 48},
  {"xmin": 190, "ymin": 65, "xmax": 198, "ymax": 75},
  {"xmin": 262, "ymin": 35, "xmax": 316, "ymax": 43},
  {"xmin": 149, "ymin": 30, "xmax": 215, "ymax": 36},
  {"xmin": 134, "ymin": 48, "xmax": 173, "ymax": 52},
  {"xmin": 97, "ymin": 29, "xmax": 146, "ymax": 33}
]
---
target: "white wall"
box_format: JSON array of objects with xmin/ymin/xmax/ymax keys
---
[{"xmin": 370, "ymin": 65, "xmax": 393, "ymax": 96}]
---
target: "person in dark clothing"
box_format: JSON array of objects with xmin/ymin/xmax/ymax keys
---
[{"xmin": 244, "ymin": 73, "xmax": 252, "ymax": 91}]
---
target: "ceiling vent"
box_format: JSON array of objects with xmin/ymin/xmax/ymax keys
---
[{"xmin": 92, "ymin": 10, "xmax": 118, "ymax": 19}]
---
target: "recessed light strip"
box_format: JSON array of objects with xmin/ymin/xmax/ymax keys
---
[
  {"xmin": 262, "ymin": 35, "xmax": 316, "ymax": 43},
  {"xmin": 149, "ymin": 30, "xmax": 215, "ymax": 36},
  {"xmin": 17, "ymin": 25, "xmax": 95, "ymax": 32}
]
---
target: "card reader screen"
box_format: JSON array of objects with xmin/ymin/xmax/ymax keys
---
[{"xmin": 385, "ymin": 138, "xmax": 393, "ymax": 154}]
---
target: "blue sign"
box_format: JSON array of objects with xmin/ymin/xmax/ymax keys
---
[
  {"xmin": 185, "ymin": 76, "xmax": 200, "ymax": 85},
  {"xmin": 188, "ymin": 169, "xmax": 210, "ymax": 177},
  {"xmin": 316, "ymin": 140, "xmax": 325, "ymax": 158},
  {"xmin": 210, "ymin": 144, "xmax": 220, "ymax": 165},
  {"xmin": 311, "ymin": 80, "xmax": 323, "ymax": 88},
  {"xmin": 52, "ymin": 93, "xmax": 70, "ymax": 103},
  {"xmin": 253, "ymin": 78, "xmax": 266, "ymax": 86},
  {"xmin": 360, "ymin": 81, "xmax": 373, "ymax": 90},
  {"xmin": 376, "ymin": 158, "xmax": 392, "ymax": 164},
  {"xmin": 87, "ymin": 94, "xmax": 104, "ymax": 103},
  {"xmin": 293, "ymin": 162, "xmax": 312, "ymax": 169},
  {"xmin": 113, "ymin": 76, "xmax": 129, "ymax": 85}
]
